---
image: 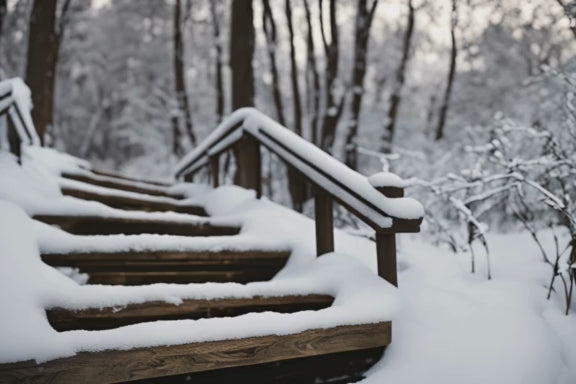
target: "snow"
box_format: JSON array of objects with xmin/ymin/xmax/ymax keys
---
[
  {"xmin": 3, "ymin": 78, "xmax": 41, "ymax": 146},
  {"xmin": 0, "ymin": 146, "xmax": 574, "ymax": 383},
  {"xmin": 368, "ymin": 171, "xmax": 407, "ymax": 188},
  {"xmin": 175, "ymin": 108, "xmax": 425, "ymax": 228},
  {"xmin": 0, "ymin": 148, "xmax": 399, "ymax": 364},
  {"xmin": 360, "ymin": 233, "xmax": 576, "ymax": 384}
]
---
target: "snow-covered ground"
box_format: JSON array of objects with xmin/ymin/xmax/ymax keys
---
[{"xmin": 0, "ymin": 147, "xmax": 574, "ymax": 384}]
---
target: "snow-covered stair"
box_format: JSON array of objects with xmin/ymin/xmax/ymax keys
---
[{"xmin": 0, "ymin": 94, "xmax": 423, "ymax": 383}]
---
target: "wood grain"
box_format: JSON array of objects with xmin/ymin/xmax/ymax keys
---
[
  {"xmin": 0, "ymin": 322, "xmax": 391, "ymax": 384},
  {"xmin": 34, "ymin": 215, "xmax": 240, "ymax": 236},
  {"xmin": 61, "ymin": 187, "xmax": 207, "ymax": 216},
  {"xmin": 47, "ymin": 295, "xmax": 334, "ymax": 331},
  {"xmin": 61, "ymin": 172, "xmax": 182, "ymax": 198}
]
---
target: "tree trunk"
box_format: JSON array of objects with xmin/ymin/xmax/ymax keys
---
[
  {"xmin": 380, "ymin": 0, "xmax": 414, "ymax": 154},
  {"xmin": 303, "ymin": 0, "xmax": 320, "ymax": 145},
  {"xmin": 284, "ymin": 0, "xmax": 306, "ymax": 211},
  {"xmin": 230, "ymin": 0, "xmax": 255, "ymax": 188},
  {"xmin": 25, "ymin": 0, "xmax": 59, "ymax": 145},
  {"xmin": 0, "ymin": 0, "xmax": 7, "ymax": 43},
  {"xmin": 262, "ymin": 0, "xmax": 285, "ymax": 125},
  {"xmin": 319, "ymin": 0, "xmax": 344, "ymax": 154},
  {"xmin": 344, "ymin": 0, "xmax": 379, "ymax": 169},
  {"xmin": 230, "ymin": 0, "xmax": 255, "ymax": 110},
  {"xmin": 210, "ymin": 0, "xmax": 224, "ymax": 124},
  {"xmin": 174, "ymin": 0, "xmax": 196, "ymax": 147},
  {"xmin": 435, "ymin": 0, "xmax": 457, "ymax": 141},
  {"xmin": 285, "ymin": 0, "xmax": 302, "ymax": 136}
]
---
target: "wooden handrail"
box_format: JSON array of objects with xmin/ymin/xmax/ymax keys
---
[
  {"xmin": 0, "ymin": 79, "xmax": 42, "ymax": 161},
  {"xmin": 175, "ymin": 108, "xmax": 424, "ymax": 286}
]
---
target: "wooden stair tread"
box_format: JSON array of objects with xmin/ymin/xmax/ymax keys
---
[
  {"xmin": 44, "ymin": 250, "xmax": 289, "ymax": 284},
  {"xmin": 47, "ymin": 294, "xmax": 334, "ymax": 331},
  {"xmin": 61, "ymin": 186, "xmax": 207, "ymax": 216},
  {"xmin": 89, "ymin": 168, "xmax": 172, "ymax": 187},
  {"xmin": 0, "ymin": 322, "xmax": 391, "ymax": 384},
  {"xmin": 62, "ymin": 171, "xmax": 182, "ymax": 198},
  {"xmin": 34, "ymin": 215, "xmax": 240, "ymax": 236}
]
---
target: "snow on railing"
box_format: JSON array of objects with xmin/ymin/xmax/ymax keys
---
[
  {"xmin": 0, "ymin": 78, "xmax": 41, "ymax": 160},
  {"xmin": 175, "ymin": 108, "xmax": 425, "ymax": 286}
]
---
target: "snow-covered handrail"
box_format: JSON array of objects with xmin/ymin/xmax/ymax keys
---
[
  {"xmin": 174, "ymin": 108, "xmax": 424, "ymax": 286},
  {"xmin": 0, "ymin": 78, "xmax": 41, "ymax": 160}
]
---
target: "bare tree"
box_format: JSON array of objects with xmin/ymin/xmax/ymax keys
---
[
  {"xmin": 262, "ymin": 0, "xmax": 285, "ymax": 125},
  {"xmin": 230, "ymin": 0, "xmax": 255, "ymax": 110},
  {"xmin": 344, "ymin": 0, "xmax": 379, "ymax": 169},
  {"xmin": 555, "ymin": 0, "xmax": 576, "ymax": 40},
  {"xmin": 0, "ymin": 0, "xmax": 6, "ymax": 43},
  {"xmin": 210, "ymin": 0, "xmax": 224, "ymax": 123},
  {"xmin": 25, "ymin": 0, "xmax": 72, "ymax": 144},
  {"xmin": 285, "ymin": 0, "xmax": 302, "ymax": 136},
  {"xmin": 319, "ymin": 0, "xmax": 344, "ymax": 153},
  {"xmin": 380, "ymin": 0, "xmax": 415, "ymax": 154},
  {"xmin": 303, "ymin": 0, "xmax": 320, "ymax": 144},
  {"xmin": 435, "ymin": 0, "xmax": 458, "ymax": 141},
  {"xmin": 173, "ymin": 0, "xmax": 196, "ymax": 146}
]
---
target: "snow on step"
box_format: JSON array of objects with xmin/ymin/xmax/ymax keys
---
[
  {"xmin": 60, "ymin": 177, "xmax": 207, "ymax": 216},
  {"xmin": 61, "ymin": 170, "xmax": 183, "ymax": 198},
  {"xmin": 0, "ymin": 200, "xmax": 399, "ymax": 365},
  {"xmin": 47, "ymin": 294, "xmax": 333, "ymax": 331}
]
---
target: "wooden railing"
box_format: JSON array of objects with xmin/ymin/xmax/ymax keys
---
[
  {"xmin": 174, "ymin": 108, "xmax": 424, "ymax": 286},
  {"xmin": 0, "ymin": 79, "xmax": 41, "ymax": 162}
]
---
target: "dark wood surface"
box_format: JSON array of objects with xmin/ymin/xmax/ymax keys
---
[
  {"xmin": 47, "ymin": 294, "xmax": 334, "ymax": 331},
  {"xmin": 132, "ymin": 347, "xmax": 385, "ymax": 384},
  {"xmin": 0, "ymin": 322, "xmax": 391, "ymax": 384},
  {"xmin": 89, "ymin": 169, "xmax": 172, "ymax": 187},
  {"xmin": 314, "ymin": 190, "xmax": 334, "ymax": 256},
  {"xmin": 34, "ymin": 215, "xmax": 240, "ymax": 236},
  {"xmin": 61, "ymin": 186, "xmax": 207, "ymax": 216},
  {"xmin": 61, "ymin": 172, "xmax": 183, "ymax": 199}
]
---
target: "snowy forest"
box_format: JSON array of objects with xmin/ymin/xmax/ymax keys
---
[
  {"xmin": 3, "ymin": 0, "xmax": 574, "ymax": 308},
  {"xmin": 1, "ymin": 0, "xmax": 576, "ymax": 382}
]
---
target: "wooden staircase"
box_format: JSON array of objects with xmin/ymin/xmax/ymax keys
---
[
  {"xmin": 0, "ymin": 168, "xmax": 392, "ymax": 383},
  {"xmin": 0, "ymin": 97, "xmax": 424, "ymax": 383}
]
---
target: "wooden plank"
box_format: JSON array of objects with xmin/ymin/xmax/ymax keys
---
[
  {"xmin": 61, "ymin": 187, "xmax": 207, "ymax": 216},
  {"xmin": 314, "ymin": 190, "xmax": 334, "ymax": 256},
  {"xmin": 47, "ymin": 295, "xmax": 334, "ymax": 331},
  {"xmin": 34, "ymin": 215, "xmax": 240, "ymax": 236},
  {"xmin": 41, "ymin": 249, "xmax": 290, "ymax": 264},
  {"xmin": 84, "ymin": 269, "xmax": 283, "ymax": 285},
  {"xmin": 89, "ymin": 169, "xmax": 172, "ymax": 187},
  {"xmin": 0, "ymin": 322, "xmax": 391, "ymax": 384},
  {"xmin": 61, "ymin": 172, "xmax": 183, "ymax": 199}
]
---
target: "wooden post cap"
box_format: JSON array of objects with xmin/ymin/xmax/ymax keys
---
[{"xmin": 368, "ymin": 172, "xmax": 405, "ymax": 198}]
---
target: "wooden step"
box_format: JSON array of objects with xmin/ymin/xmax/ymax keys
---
[
  {"xmin": 0, "ymin": 322, "xmax": 391, "ymax": 384},
  {"xmin": 89, "ymin": 168, "xmax": 172, "ymax": 187},
  {"xmin": 42, "ymin": 249, "xmax": 290, "ymax": 284},
  {"xmin": 47, "ymin": 295, "xmax": 333, "ymax": 331},
  {"xmin": 134, "ymin": 347, "xmax": 384, "ymax": 384},
  {"xmin": 34, "ymin": 215, "xmax": 240, "ymax": 236},
  {"xmin": 62, "ymin": 171, "xmax": 182, "ymax": 198},
  {"xmin": 61, "ymin": 186, "xmax": 207, "ymax": 216}
]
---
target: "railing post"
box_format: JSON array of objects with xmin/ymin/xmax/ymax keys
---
[
  {"xmin": 375, "ymin": 232, "xmax": 397, "ymax": 287},
  {"xmin": 233, "ymin": 134, "xmax": 262, "ymax": 198},
  {"xmin": 370, "ymin": 174, "xmax": 405, "ymax": 287},
  {"xmin": 314, "ymin": 188, "xmax": 334, "ymax": 256},
  {"xmin": 183, "ymin": 172, "xmax": 194, "ymax": 182},
  {"xmin": 7, "ymin": 110, "xmax": 21, "ymax": 163},
  {"xmin": 210, "ymin": 155, "xmax": 220, "ymax": 188}
]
